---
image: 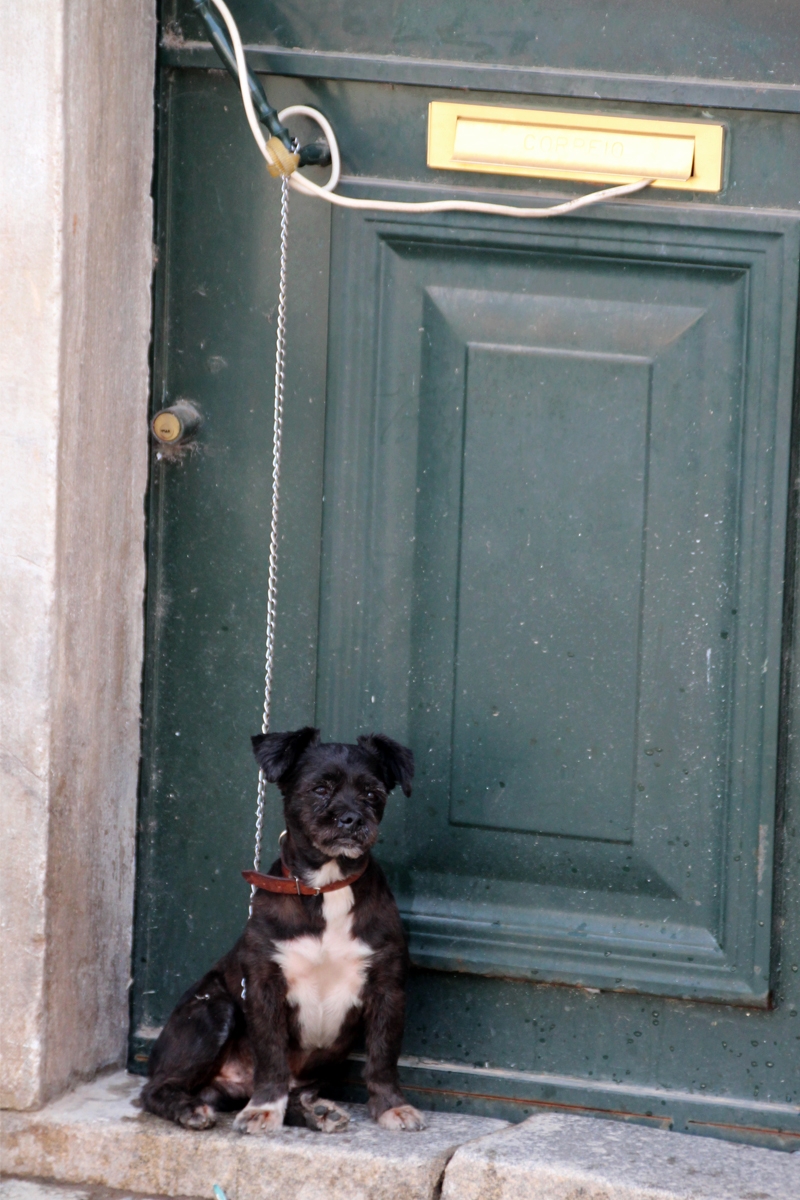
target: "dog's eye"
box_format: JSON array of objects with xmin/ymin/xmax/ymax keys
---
[
  {"xmin": 313, "ymin": 785, "xmax": 329, "ymax": 797},
  {"xmin": 365, "ymin": 791, "xmax": 376, "ymax": 802}
]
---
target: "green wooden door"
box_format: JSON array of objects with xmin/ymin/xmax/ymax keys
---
[{"xmin": 134, "ymin": 0, "xmax": 800, "ymax": 1147}]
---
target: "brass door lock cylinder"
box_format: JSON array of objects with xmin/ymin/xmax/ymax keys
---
[{"xmin": 151, "ymin": 400, "xmax": 202, "ymax": 446}]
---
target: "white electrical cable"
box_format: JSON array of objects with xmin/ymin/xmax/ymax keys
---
[
  {"xmin": 212, "ymin": 0, "xmax": 654, "ymax": 217},
  {"xmin": 278, "ymin": 105, "xmax": 342, "ymax": 193}
]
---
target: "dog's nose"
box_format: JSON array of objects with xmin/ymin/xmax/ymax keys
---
[{"xmin": 337, "ymin": 810, "xmax": 363, "ymax": 831}]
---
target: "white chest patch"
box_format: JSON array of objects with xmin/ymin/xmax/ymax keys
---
[{"xmin": 272, "ymin": 861, "xmax": 373, "ymax": 1050}]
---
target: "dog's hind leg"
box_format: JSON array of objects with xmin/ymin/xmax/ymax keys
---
[
  {"xmin": 141, "ymin": 973, "xmax": 238, "ymax": 1129},
  {"xmin": 143, "ymin": 1079, "xmax": 218, "ymax": 1130},
  {"xmin": 285, "ymin": 1088, "xmax": 350, "ymax": 1133}
]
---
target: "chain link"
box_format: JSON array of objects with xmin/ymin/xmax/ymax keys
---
[{"xmin": 250, "ymin": 175, "xmax": 290, "ymax": 913}]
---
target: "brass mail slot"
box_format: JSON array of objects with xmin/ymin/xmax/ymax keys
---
[{"xmin": 428, "ymin": 102, "xmax": 725, "ymax": 192}]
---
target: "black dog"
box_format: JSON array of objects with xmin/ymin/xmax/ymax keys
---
[{"xmin": 141, "ymin": 727, "xmax": 425, "ymax": 1134}]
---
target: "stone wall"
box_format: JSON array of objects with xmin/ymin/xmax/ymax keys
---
[{"xmin": 0, "ymin": 0, "xmax": 155, "ymax": 1108}]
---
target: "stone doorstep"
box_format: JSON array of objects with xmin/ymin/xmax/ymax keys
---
[
  {"xmin": 0, "ymin": 1073, "xmax": 505, "ymax": 1200},
  {"xmin": 2, "ymin": 1074, "xmax": 800, "ymax": 1200},
  {"xmin": 444, "ymin": 1112, "xmax": 800, "ymax": 1200}
]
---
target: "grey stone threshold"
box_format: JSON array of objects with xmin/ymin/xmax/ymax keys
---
[{"xmin": 2, "ymin": 1072, "xmax": 799, "ymax": 1200}]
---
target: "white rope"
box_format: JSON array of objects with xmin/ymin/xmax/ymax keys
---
[{"xmin": 211, "ymin": 0, "xmax": 654, "ymax": 217}]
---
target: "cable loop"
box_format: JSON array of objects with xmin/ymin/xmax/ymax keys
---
[{"xmin": 277, "ymin": 105, "xmax": 341, "ymax": 193}]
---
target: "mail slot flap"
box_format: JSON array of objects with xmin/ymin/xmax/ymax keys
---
[
  {"xmin": 453, "ymin": 119, "xmax": 695, "ymax": 181},
  {"xmin": 429, "ymin": 102, "xmax": 724, "ymax": 192}
]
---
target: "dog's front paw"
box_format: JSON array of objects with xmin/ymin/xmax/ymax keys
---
[
  {"xmin": 377, "ymin": 1104, "xmax": 427, "ymax": 1131},
  {"xmin": 233, "ymin": 1096, "xmax": 288, "ymax": 1134},
  {"xmin": 299, "ymin": 1093, "xmax": 350, "ymax": 1133},
  {"xmin": 179, "ymin": 1103, "xmax": 216, "ymax": 1130}
]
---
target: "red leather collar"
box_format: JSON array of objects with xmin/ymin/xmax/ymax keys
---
[{"xmin": 242, "ymin": 858, "xmax": 368, "ymax": 896}]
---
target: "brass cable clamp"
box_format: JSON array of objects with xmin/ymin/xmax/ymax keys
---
[{"xmin": 265, "ymin": 137, "xmax": 300, "ymax": 178}]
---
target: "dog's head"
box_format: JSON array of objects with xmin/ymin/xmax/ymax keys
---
[{"xmin": 251, "ymin": 727, "xmax": 414, "ymax": 859}]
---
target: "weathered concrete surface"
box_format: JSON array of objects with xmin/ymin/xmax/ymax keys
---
[
  {"xmin": 0, "ymin": 1072, "xmax": 508, "ymax": 1200},
  {"xmin": 442, "ymin": 1111, "xmax": 800, "ymax": 1200},
  {"xmin": 0, "ymin": 0, "xmax": 155, "ymax": 1108},
  {"xmin": 5, "ymin": 1075, "xmax": 800, "ymax": 1200}
]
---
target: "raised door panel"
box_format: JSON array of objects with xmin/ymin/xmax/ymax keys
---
[{"xmin": 317, "ymin": 197, "xmax": 797, "ymax": 1003}]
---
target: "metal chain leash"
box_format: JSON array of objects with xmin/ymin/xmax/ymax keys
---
[{"xmin": 250, "ymin": 174, "xmax": 290, "ymax": 914}]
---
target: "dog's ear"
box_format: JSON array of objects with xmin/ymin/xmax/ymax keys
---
[
  {"xmin": 358, "ymin": 733, "xmax": 414, "ymax": 797},
  {"xmin": 251, "ymin": 726, "xmax": 320, "ymax": 782}
]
